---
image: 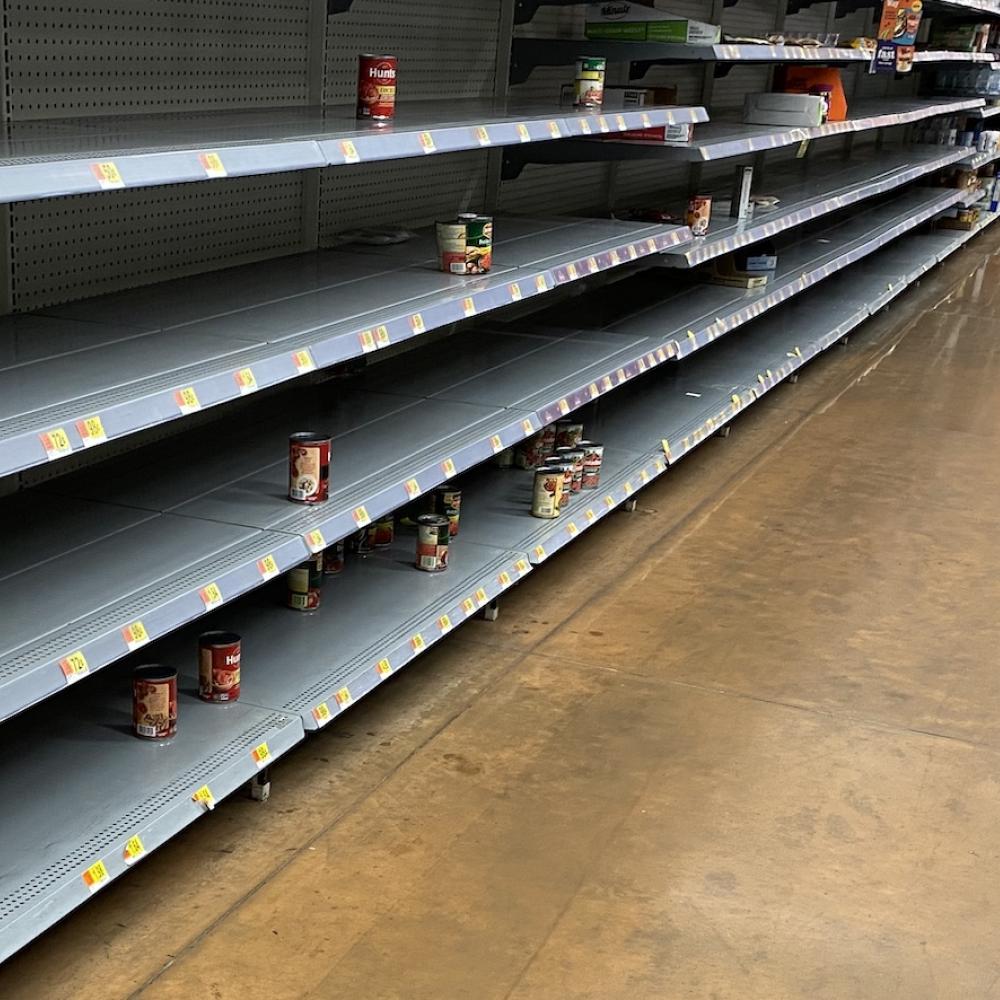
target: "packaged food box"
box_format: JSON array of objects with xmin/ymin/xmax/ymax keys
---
[
  {"xmin": 744, "ymin": 92, "xmax": 825, "ymax": 127},
  {"xmin": 600, "ymin": 84, "xmax": 677, "ymax": 109},
  {"xmin": 585, "ymin": 2, "xmax": 720, "ymax": 45}
]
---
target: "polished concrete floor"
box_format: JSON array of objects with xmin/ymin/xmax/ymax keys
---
[{"xmin": 4, "ymin": 232, "xmax": 1000, "ymax": 999}]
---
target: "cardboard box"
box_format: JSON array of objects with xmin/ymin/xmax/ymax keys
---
[
  {"xmin": 744, "ymin": 92, "xmax": 825, "ymax": 127},
  {"xmin": 612, "ymin": 122, "xmax": 695, "ymax": 143},
  {"xmin": 600, "ymin": 84, "xmax": 678, "ymax": 109},
  {"xmin": 585, "ymin": 2, "xmax": 720, "ymax": 44}
]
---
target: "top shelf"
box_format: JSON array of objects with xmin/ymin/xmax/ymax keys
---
[
  {"xmin": 0, "ymin": 100, "xmax": 707, "ymax": 205},
  {"xmin": 511, "ymin": 37, "xmax": 994, "ymax": 83}
]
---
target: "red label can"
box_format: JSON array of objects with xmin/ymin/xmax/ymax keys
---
[
  {"xmin": 198, "ymin": 631, "xmax": 242, "ymax": 703},
  {"xmin": 133, "ymin": 665, "xmax": 178, "ymax": 740},
  {"xmin": 357, "ymin": 54, "xmax": 397, "ymax": 121},
  {"xmin": 686, "ymin": 194, "xmax": 713, "ymax": 237},
  {"xmin": 323, "ymin": 540, "xmax": 346, "ymax": 575},
  {"xmin": 416, "ymin": 514, "xmax": 450, "ymax": 572},
  {"xmin": 289, "ymin": 432, "xmax": 331, "ymax": 504}
]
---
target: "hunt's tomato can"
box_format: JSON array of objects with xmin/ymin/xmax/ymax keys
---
[
  {"xmin": 323, "ymin": 540, "xmax": 346, "ymax": 575},
  {"xmin": 288, "ymin": 553, "xmax": 323, "ymax": 611},
  {"xmin": 554, "ymin": 420, "xmax": 585, "ymax": 448},
  {"xmin": 532, "ymin": 465, "xmax": 564, "ymax": 518},
  {"xmin": 416, "ymin": 514, "xmax": 450, "ymax": 572},
  {"xmin": 431, "ymin": 484, "xmax": 462, "ymax": 536},
  {"xmin": 579, "ymin": 440, "xmax": 605, "ymax": 490},
  {"xmin": 357, "ymin": 53, "xmax": 397, "ymax": 122},
  {"xmin": 288, "ymin": 432, "xmax": 331, "ymax": 503},
  {"xmin": 686, "ymin": 194, "xmax": 712, "ymax": 237},
  {"xmin": 555, "ymin": 446, "xmax": 585, "ymax": 493},
  {"xmin": 133, "ymin": 665, "xmax": 178, "ymax": 740},
  {"xmin": 198, "ymin": 631, "xmax": 242, "ymax": 703}
]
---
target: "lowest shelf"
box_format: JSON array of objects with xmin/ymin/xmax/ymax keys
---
[
  {"xmin": 2, "ymin": 200, "xmax": 997, "ymax": 964},
  {"xmin": 0, "ymin": 182, "xmax": 970, "ymax": 725}
]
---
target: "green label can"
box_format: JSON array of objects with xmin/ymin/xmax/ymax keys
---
[{"xmin": 574, "ymin": 56, "xmax": 606, "ymax": 108}]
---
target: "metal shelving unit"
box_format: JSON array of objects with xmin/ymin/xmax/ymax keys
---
[
  {"xmin": 0, "ymin": 101, "xmax": 707, "ymax": 204},
  {"xmin": 0, "ymin": 216, "xmax": 690, "ymax": 478}
]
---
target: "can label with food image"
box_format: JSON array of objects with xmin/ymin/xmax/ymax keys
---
[
  {"xmin": 133, "ymin": 665, "xmax": 178, "ymax": 740},
  {"xmin": 554, "ymin": 420, "xmax": 585, "ymax": 448},
  {"xmin": 431, "ymin": 485, "xmax": 462, "ymax": 536},
  {"xmin": 369, "ymin": 515, "xmax": 395, "ymax": 548},
  {"xmin": 357, "ymin": 54, "xmax": 397, "ymax": 121},
  {"xmin": 532, "ymin": 466, "xmax": 564, "ymax": 518},
  {"xmin": 288, "ymin": 553, "xmax": 323, "ymax": 611},
  {"xmin": 288, "ymin": 432, "xmax": 331, "ymax": 503},
  {"xmin": 574, "ymin": 56, "xmax": 606, "ymax": 108},
  {"xmin": 416, "ymin": 514, "xmax": 450, "ymax": 572},
  {"xmin": 686, "ymin": 195, "xmax": 713, "ymax": 237},
  {"xmin": 198, "ymin": 631, "xmax": 242, "ymax": 703},
  {"xmin": 579, "ymin": 441, "xmax": 605, "ymax": 489},
  {"xmin": 435, "ymin": 215, "xmax": 493, "ymax": 275}
]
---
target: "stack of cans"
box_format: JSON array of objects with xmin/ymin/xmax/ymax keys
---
[{"xmin": 520, "ymin": 418, "xmax": 605, "ymax": 519}]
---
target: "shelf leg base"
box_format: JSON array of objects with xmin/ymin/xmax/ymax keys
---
[
  {"xmin": 716, "ymin": 425, "xmax": 732, "ymax": 439},
  {"xmin": 482, "ymin": 599, "xmax": 500, "ymax": 622},
  {"xmin": 249, "ymin": 767, "xmax": 272, "ymax": 803},
  {"xmin": 623, "ymin": 498, "xmax": 638, "ymax": 513},
  {"xmin": 788, "ymin": 373, "xmax": 799, "ymax": 384}
]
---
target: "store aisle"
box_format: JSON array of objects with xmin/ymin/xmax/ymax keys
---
[{"xmin": 4, "ymin": 234, "xmax": 1000, "ymax": 1000}]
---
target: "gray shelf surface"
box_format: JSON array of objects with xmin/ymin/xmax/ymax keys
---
[
  {"xmin": 0, "ymin": 215, "xmax": 688, "ymax": 480},
  {"xmin": 3, "ymin": 206, "xmax": 998, "ymax": 964},
  {"xmin": 505, "ymin": 98, "xmax": 985, "ymax": 169},
  {"xmin": 0, "ymin": 100, "xmax": 707, "ymax": 204},
  {"xmin": 659, "ymin": 146, "xmax": 969, "ymax": 267},
  {"xmin": 0, "ymin": 189, "xmax": 977, "ymax": 724},
  {"xmin": 0, "ymin": 664, "xmax": 302, "ymax": 964}
]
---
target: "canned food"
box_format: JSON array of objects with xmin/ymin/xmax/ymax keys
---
[
  {"xmin": 416, "ymin": 514, "xmax": 450, "ymax": 572},
  {"xmin": 516, "ymin": 428, "xmax": 556, "ymax": 470},
  {"xmin": 357, "ymin": 53, "xmax": 397, "ymax": 122},
  {"xmin": 369, "ymin": 514, "xmax": 395, "ymax": 548},
  {"xmin": 435, "ymin": 215, "xmax": 493, "ymax": 275},
  {"xmin": 431, "ymin": 484, "xmax": 462, "ymax": 536},
  {"xmin": 495, "ymin": 446, "xmax": 514, "ymax": 469},
  {"xmin": 554, "ymin": 446, "xmax": 585, "ymax": 493},
  {"xmin": 288, "ymin": 432, "xmax": 331, "ymax": 504},
  {"xmin": 351, "ymin": 526, "xmax": 375, "ymax": 556},
  {"xmin": 133, "ymin": 665, "xmax": 178, "ymax": 740},
  {"xmin": 574, "ymin": 56, "xmax": 606, "ymax": 108},
  {"xmin": 549, "ymin": 461, "xmax": 574, "ymax": 508},
  {"xmin": 686, "ymin": 195, "xmax": 713, "ymax": 237},
  {"xmin": 532, "ymin": 466, "xmax": 564, "ymax": 518},
  {"xmin": 288, "ymin": 553, "xmax": 323, "ymax": 611},
  {"xmin": 323, "ymin": 540, "xmax": 346, "ymax": 575},
  {"xmin": 198, "ymin": 631, "xmax": 242, "ymax": 703},
  {"xmin": 579, "ymin": 440, "xmax": 605, "ymax": 490},
  {"xmin": 554, "ymin": 420, "xmax": 585, "ymax": 448}
]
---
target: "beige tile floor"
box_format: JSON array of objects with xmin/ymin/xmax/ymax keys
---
[{"xmin": 3, "ymin": 232, "xmax": 1000, "ymax": 999}]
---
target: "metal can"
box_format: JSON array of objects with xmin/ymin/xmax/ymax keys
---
[
  {"xmin": 579, "ymin": 440, "xmax": 605, "ymax": 490},
  {"xmin": 532, "ymin": 465, "xmax": 564, "ymax": 518},
  {"xmin": 369, "ymin": 514, "xmax": 395, "ymax": 548},
  {"xmin": 288, "ymin": 432, "xmax": 331, "ymax": 504},
  {"xmin": 435, "ymin": 215, "xmax": 493, "ymax": 275},
  {"xmin": 554, "ymin": 420, "xmax": 585, "ymax": 448},
  {"xmin": 198, "ymin": 631, "xmax": 242, "ymax": 703},
  {"xmin": 574, "ymin": 56, "xmax": 606, "ymax": 108},
  {"xmin": 549, "ymin": 461, "xmax": 574, "ymax": 508},
  {"xmin": 416, "ymin": 514, "xmax": 450, "ymax": 572},
  {"xmin": 431, "ymin": 484, "xmax": 462, "ymax": 537},
  {"xmin": 686, "ymin": 194, "xmax": 713, "ymax": 237},
  {"xmin": 133, "ymin": 665, "xmax": 178, "ymax": 740},
  {"xmin": 554, "ymin": 446, "xmax": 585, "ymax": 493},
  {"xmin": 357, "ymin": 53, "xmax": 397, "ymax": 121},
  {"xmin": 288, "ymin": 553, "xmax": 323, "ymax": 611},
  {"xmin": 323, "ymin": 540, "xmax": 346, "ymax": 575}
]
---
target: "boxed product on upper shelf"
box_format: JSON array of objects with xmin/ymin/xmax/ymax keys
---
[{"xmin": 584, "ymin": 2, "xmax": 720, "ymax": 45}]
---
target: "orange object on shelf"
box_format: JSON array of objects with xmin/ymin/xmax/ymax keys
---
[{"xmin": 775, "ymin": 67, "xmax": 848, "ymax": 122}]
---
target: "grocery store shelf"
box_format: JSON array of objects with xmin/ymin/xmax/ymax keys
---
[
  {"xmin": 659, "ymin": 146, "xmax": 969, "ymax": 267},
  {"xmin": 961, "ymin": 145, "xmax": 1000, "ymax": 168},
  {"xmin": 0, "ymin": 216, "xmax": 688, "ymax": 479},
  {"xmin": 913, "ymin": 50, "xmax": 996, "ymax": 63},
  {"xmin": 968, "ymin": 103, "xmax": 1000, "ymax": 118},
  {"xmin": 0, "ymin": 100, "xmax": 707, "ymax": 204},
  {"xmin": 0, "ymin": 664, "xmax": 303, "ymax": 965},
  {"xmin": 511, "ymin": 37, "xmax": 869, "ymax": 84},
  {"xmin": 503, "ymin": 97, "xmax": 985, "ymax": 174}
]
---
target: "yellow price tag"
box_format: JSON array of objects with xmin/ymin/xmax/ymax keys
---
[
  {"xmin": 515, "ymin": 559, "xmax": 529, "ymax": 576},
  {"xmin": 438, "ymin": 614, "xmax": 453, "ymax": 633},
  {"xmin": 490, "ymin": 435, "xmax": 504, "ymax": 454},
  {"xmin": 475, "ymin": 587, "xmax": 488, "ymax": 607},
  {"xmin": 192, "ymin": 785, "xmax": 216, "ymax": 810},
  {"xmin": 358, "ymin": 329, "xmax": 376, "ymax": 352},
  {"xmin": 535, "ymin": 274, "xmax": 548, "ymax": 293},
  {"xmin": 463, "ymin": 297, "xmax": 476, "ymax": 318},
  {"xmin": 76, "ymin": 415, "xmax": 107, "ymax": 447},
  {"xmin": 640, "ymin": 469, "xmax": 650, "ymax": 483},
  {"xmin": 567, "ymin": 262, "xmax": 578, "ymax": 280},
  {"xmin": 586, "ymin": 509, "xmax": 596, "ymax": 524},
  {"xmin": 312, "ymin": 702, "xmax": 333, "ymax": 726},
  {"xmin": 340, "ymin": 139, "xmax": 360, "ymax": 163},
  {"xmin": 173, "ymin": 386, "xmax": 201, "ymax": 414},
  {"xmin": 335, "ymin": 687, "xmax": 352, "ymax": 708},
  {"xmin": 123, "ymin": 835, "xmax": 146, "ymax": 866},
  {"xmin": 475, "ymin": 125, "xmax": 491, "ymax": 146},
  {"xmin": 410, "ymin": 313, "xmax": 425, "ymax": 334},
  {"xmin": 661, "ymin": 438, "xmax": 672, "ymax": 458},
  {"xmin": 441, "ymin": 457, "xmax": 457, "ymax": 477},
  {"xmin": 462, "ymin": 597, "xmax": 476, "ymax": 616},
  {"xmin": 292, "ymin": 349, "xmax": 316, "ymax": 373},
  {"xmin": 306, "ymin": 529, "xmax": 326, "ymax": 553},
  {"xmin": 604, "ymin": 495, "xmax": 615, "ymax": 509},
  {"xmin": 410, "ymin": 634, "xmax": 426, "ymax": 652},
  {"xmin": 199, "ymin": 151, "xmax": 227, "ymax": 178},
  {"xmin": 558, "ymin": 399, "xmax": 570, "ymax": 415},
  {"xmin": 731, "ymin": 394, "xmax": 741, "ymax": 408},
  {"xmin": 567, "ymin": 522, "xmax": 579, "ymax": 536},
  {"xmin": 609, "ymin": 249, "xmax": 621, "ymax": 265},
  {"xmin": 59, "ymin": 650, "xmax": 89, "ymax": 683},
  {"xmin": 548, "ymin": 120, "xmax": 562, "ymax": 139},
  {"xmin": 199, "ymin": 582, "xmax": 223, "ymax": 610},
  {"xmin": 352, "ymin": 506, "xmax": 371, "ymax": 528},
  {"xmin": 233, "ymin": 368, "xmax": 258, "ymax": 394},
  {"xmin": 588, "ymin": 256, "xmax": 599, "ymax": 273},
  {"xmin": 375, "ymin": 325, "xmax": 390, "ymax": 347},
  {"xmin": 83, "ymin": 860, "xmax": 110, "ymax": 893},
  {"xmin": 376, "ymin": 658, "xmax": 393, "ymax": 677},
  {"xmin": 615, "ymin": 114, "xmax": 627, "ymax": 130},
  {"xmin": 498, "ymin": 571, "xmax": 513, "ymax": 587},
  {"xmin": 646, "ymin": 238, "xmax": 657, "ymax": 253},
  {"xmin": 641, "ymin": 112, "xmax": 652, "ymax": 128},
  {"xmin": 508, "ymin": 282, "xmax": 523, "ymax": 303},
  {"xmin": 39, "ymin": 427, "xmax": 72, "ymax": 461},
  {"xmin": 121, "ymin": 621, "xmax": 149, "ymax": 651},
  {"xmin": 404, "ymin": 478, "xmax": 421, "ymax": 498},
  {"xmin": 534, "ymin": 544, "xmax": 547, "ymax": 560},
  {"xmin": 516, "ymin": 123, "xmax": 531, "ymax": 142},
  {"xmin": 589, "ymin": 383, "xmax": 600, "ymax": 398},
  {"xmin": 257, "ymin": 554, "xmax": 280, "ymax": 580},
  {"xmin": 578, "ymin": 117, "xmax": 592, "ymax": 134},
  {"xmin": 252, "ymin": 742, "xmax": 271, "ymax": 768},
  {"xmin": 521, "ymin": 418, "xmax": 534, "ymax": 435},
  {"xmin": 598, "ymin": 115, "xmax": 610, "ymax": 133},
  {"xmin": 624, "ymin": 481, "xmax": 634, "ymax": 496},
  {"xmin": 91, "ymin": 161, "xmax": 124, "ymax": 189},
  {"xmin": 419, "ymin": 131, "xmax": 436, "ymax": 153}
]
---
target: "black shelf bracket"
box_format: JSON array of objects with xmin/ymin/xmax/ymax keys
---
[{"xmin": 327, "ymin": 0, "xmax": 356, "ymax": 13}]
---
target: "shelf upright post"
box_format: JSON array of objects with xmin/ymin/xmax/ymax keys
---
[
  {"xmin": 485, "ymin": 0, "xmax": 518, "ymax": 214},
  {"xmin": 689, "ymin": 0, "xmax": 726, "ymax": 196},
  {"xmin": 0, "ymin": 2, "xmax": 11, "ymax": 317},
  {"xmin": 302, "ymin": 0, "xmax": 330, "ymax": 252}
]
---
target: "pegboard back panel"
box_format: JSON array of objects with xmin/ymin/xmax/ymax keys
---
[
  {"xmin": 318, "ymin": 151, "xmax": 489, "ymax": 242},
  {"xmin": 3, "ymin": 0, "xmax": 313, "ymax": 120},
  {"xmin": 323, "ymin": 0, "xmax": 503, "ymax": 105},
  {"xmin": 10, "ymin": 173, "xmax": 306, "ymax": 311}
]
